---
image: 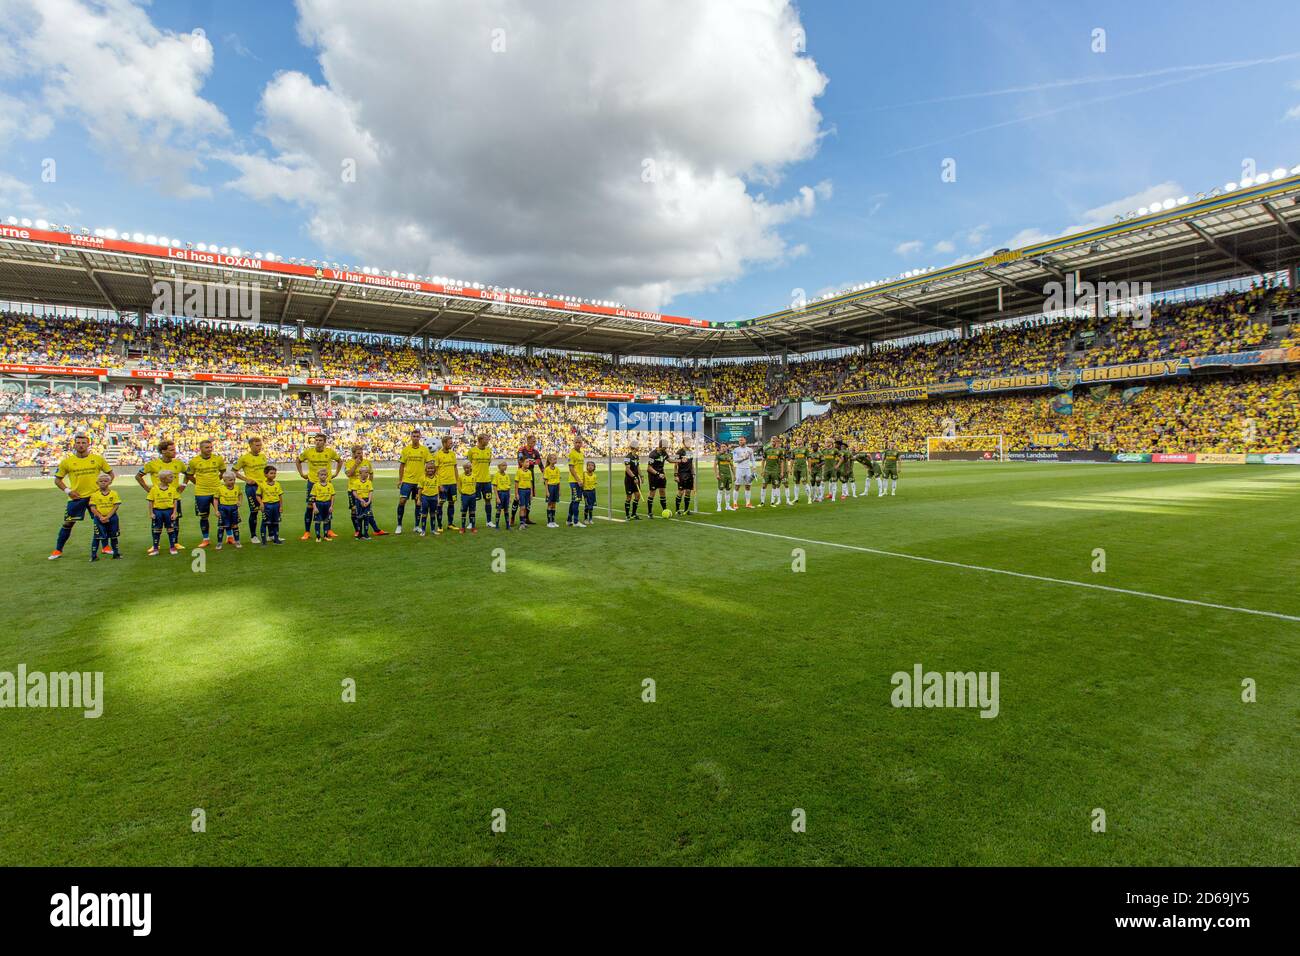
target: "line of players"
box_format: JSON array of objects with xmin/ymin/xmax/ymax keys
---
[
  {"xmin": 711, "ymin": 436, "xmax": 900, "ymax": 510},
  {"xmin": 45, "ymin": 428, "xmax": 601, "ymax": 560},
  {"xmin": 45, "ymin": 430, "xmax": 900, "ymax": 561}
]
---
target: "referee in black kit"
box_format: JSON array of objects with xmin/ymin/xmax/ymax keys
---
[
  {"xmin": 647, "ymin": 438, "xmax": 670, "ymax": 518},
  {"xmin": 623, "ymin": 440, "xmax": 643, "ymax": 519}
]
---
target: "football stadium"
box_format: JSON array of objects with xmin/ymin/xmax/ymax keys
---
[{"xmin": 0, "ymin": 0, "xmax": 1297, "ymax": 928}]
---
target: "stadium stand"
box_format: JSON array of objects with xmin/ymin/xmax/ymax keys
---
[{"xmin": 2, "ymin": 276, "xmax": 1299, "ymax": 471}]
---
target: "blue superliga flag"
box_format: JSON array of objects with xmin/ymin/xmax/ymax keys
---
[{"xmin": 605, "ymin": 402, "xmax": 704, "ymax": 433}]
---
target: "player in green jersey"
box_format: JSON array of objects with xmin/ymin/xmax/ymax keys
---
[
  {"xmin": 808, "ymin": 441, "xmax": 823, "ymax": 502},
  {"xmin": 853, "ymin": 449, "xmax": 875, "ymax": 498},
  {"xmin": 714, "ymin": 444, "xmax": 736, "ymax": 512},
  {"xmin": 881, "ymin": 446, "xmax": 901, "ymax": 496},
  {"xmin": 759, "ymin": 439, "xmax": 784, "ymax": 507},
  {"xmin": 835, "ymin": 439, "xmax": 857, "ymax": 500},
  {"xmin": 786, "ymin": 443, "xmax": 811, "ymax": 504}
]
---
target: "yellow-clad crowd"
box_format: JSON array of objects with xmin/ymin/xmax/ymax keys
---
[{"xmin": 791, "ymin": 372, "xmax": 1300, "ymax": 454}]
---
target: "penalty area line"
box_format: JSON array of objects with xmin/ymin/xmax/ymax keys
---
[{"xmin": 679, "ymin": 520, "xmax": 1300, "ymax": 624}]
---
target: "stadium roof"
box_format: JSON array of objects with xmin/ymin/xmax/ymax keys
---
[{"xmin": 2, "ymin": 172, "xmax": 1299, "ymax": 359}]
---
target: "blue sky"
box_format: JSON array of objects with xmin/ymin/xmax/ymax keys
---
[{"xmin": 2, "ymin": 0, "xmax": 1298, "ymax": 324}]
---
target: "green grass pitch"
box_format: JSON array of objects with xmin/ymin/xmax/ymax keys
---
[{"xmin": 0, "ymin": 461, "xmax": 1296, "ymax": 866}]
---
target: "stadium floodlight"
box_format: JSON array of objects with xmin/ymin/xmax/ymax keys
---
[
  {"xmin": 35, "ymin": 218, "xmax": 47, "ymax": 229},
  {"xmin": 106, "ymin": 229, "xmax": 118, "ymax": 239},
  {"xmin": 220, "ymin": 246, "xmax": 230, "ymax": 254},
  {"xmin": 1256, "ymin": 173, "xmax": 1270, "ymax": 185},
  {"xmin": 1138, "ymin": 206, "xmax": 1149, "ymax": 215},
  {"xmin": 158, "ymin": 236, "xmax": 169, "ymax": 246},
  {"xmin": 145, "ymin": 234, "xmax": 156, "ymax": 244},
  {"xmin": 231, "ymin": 247, "xmax": 241, "ymax": 256},
  {"xmin": 1272, "ymin": 168, "xmax": 1287, "ymax": 179},
  {"xmin": 1225, "ymin": 182, "xmax": 1238, "ymax": 191},
  {"xmin": 1292, "ymin": 165, "xmax": 1300, "ymax": 175},
  {"xmin": 4, "ymin": 216, "xmax": 14, "ymax": 225},
  {"xmin": 93, "ymin": 228, "xmax": 104, "ymax": 238},
  {"xmin": 171, "ymin": 239, "xmax": 182, "ymax": 248},
  {"xmin": 132, "ymin": 232, "xmax": 144, "ymax": 242},
  {"xmin": 196, "ymin": 243, "xmax": 207, "ymax": 251},
  {"xmin": 20, "ymin": 218, "xmax": 31, "ymax": 227},
  {"xmin": 1241, "ymin": 176, "xmax": 1254, "ymax": 188}
]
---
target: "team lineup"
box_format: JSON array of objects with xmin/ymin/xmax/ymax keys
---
[{"xmin": 44, "ymin": 428, "xmax": 903, "ymax": 561}]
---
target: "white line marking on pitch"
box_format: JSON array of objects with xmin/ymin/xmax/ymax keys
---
[{"xmin": 680, "ymin": 520, "xmax": 1300, "ymax": 623}]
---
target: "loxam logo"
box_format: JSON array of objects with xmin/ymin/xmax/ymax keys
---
[{"xmin": 50, "ymin": 886, "xmax": 151, "ymax": 936}]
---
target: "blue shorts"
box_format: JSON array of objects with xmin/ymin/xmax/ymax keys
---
[
  {"xmin": 194, "ymin": 494, "xmax": 214, "ymax": 516},
  {"xmin": 218, "ymin": 503, "xmax": 240, "ymax": 524},
  {"xmin": 151, "ymin": 507, "xmax": 175, "ymax": 528},
  {"xmin": 93, "ymin": 513, "xmax": 120, "ymax": 536},
  {"xmin": 584, "ymin": 490, "xmax": 596, "ymax": 507},
  {"xmin": 460, "ymin": 493, "xmax": 477, "ymax": 510},
  {"xmin": 244, "ymin": 483, "xmax": 260, "ymax": 508},
  {"xmin": 496, "ymin": 490, "xmax": 511, "ymax": 510},
  {"xmin": 517, "ymin": 488, "xmax": 532, "ymax": 506},
  {"xmin": 399, "ymin": 481, "xmax": 419, "ymax": 499},
  {"xmin": 64, "ymin": 496, "xmax": 91, "ymax": 521},
  {"xmin": 262, "ymin": 502, "xmax": 281, "ymax": 522},
  {"xmin": 440, "ymin": 483, "xmax": 457, "ymax": 502},
  {"xmin": 546, "ymin": 484, "xmax": 560, "ymax": 505},
  {"xmin": 313, "ymin": 500, "xmax": 332, "ymax": 517},
  {"xmin": 569, "ymin": 480, "xmax": 582, "ymax": 498},
  {"xmin": 476, "ymin": 481, "xmax": 492, "ymax": 498}
]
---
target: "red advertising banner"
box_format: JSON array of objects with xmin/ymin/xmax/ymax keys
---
[
  {"xmin": 306, "ymin": 378, "xmax": 426, "ymax": 391},
  {"xmin": 1151, "ymin": 453, "xmax": 1196, "ymax": 463},
  {"xmin": 0, "ymin": 363, "xmax": 106, "ymax": 377},
  {"xmin": 193, "ymin": 372, "xmax": 289, "ymax": 385},
  {"xmin": 0, "ymin": 225, "xmax": 708, "ymax": 329}
]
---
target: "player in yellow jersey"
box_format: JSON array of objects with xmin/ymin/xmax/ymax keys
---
[
  {"xmin": 234, "ymin": 436, "xmax": 268, "ymax": 542},
  {"xmin": 256, "ymin": 467, "xmax": 286, "ymax": 545},
  {"xmin": 395, "ymin": 429, "xmax": 430, "ymax": 535},
  {"xmin": 581, "ymin": 461, "xmax": 599, "ymax": 525},
  {"xmin": 297, "ymin": 433, "xmax": 342, "ymax": 539},
  {"xmin": 491, "ymin": 460, "xmax": 517, "ymax": 531},
  {"xmin": 88, "ymin": 472, "xmax": 122, "ymax": 562},
  {"xmin": 416, "ymin": 460, "xmax": 442, "ymax": 535},
  {"xmin": 456, "ymin": 462, "xmax": 480, "ymax": 533},
  {"xmin": 349, "ymin": 465, "xmax": 377, "ymax": 540},
  {"xmin": 542, "ymin": 454, "xmax": 562, "ymax": 528},
  {"xmin": 184, "ymin": 438, "xmax": 227, "ymax": 548},
  {"xmin": 135, "ymin": 438, "xmax": 188, "ymax": 545},
  {"xmin": 214, "ymin": 472, "xmax": 243, "ymax": 550},
  {"xmin": 565, "ymin": 437, "xmax": 587, "ymax": 527},
  {"xmin": 309, "ymin": 468, "xmax": 336, "ymax": 542},
  {"xmin": 468, "ymin": 433, "xmax": 496, "ymax": 528},
  {"xmin": 145, "ymin": 470, "xmax": 182, "ymax": 556},
  {"xmin": 50, "ymin": 433, "xmax": 114, "ymax": 560},
  {"xmin": 431, "ymin": 436, "xmax": 459, "ymax": 532},
  {"xmin": 297, "ymin": 434, "xmax": 343, "ymax": 538},
  {"xmin": 511, "ymin": 460, "xmax": 535, "ymax": 528}
]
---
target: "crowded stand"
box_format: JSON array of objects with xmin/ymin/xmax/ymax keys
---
[
  {"xmin": 790, "ymin": 371, "xmax": 1300, "ymax": 455},
  {"xmin": 2, "ymin": 277, "xmax": 1298, "ymax": 472}
]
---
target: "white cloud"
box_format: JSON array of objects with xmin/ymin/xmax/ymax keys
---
[
  {"xmin": 1077, "ymin": 181, "xmax": 1183, "ymax": 225},
  {"xmin": 894, "ymin": 239, "xmax": 923, "ymax": 256},
  {"xmin": 0, "ymin": 0, "xmax": 229, "ymax": 198},
  {"xmin": 932, "ymin": 239, "xmax": 955, "ymax": 254},
  {"xmin": 222, "ymin": 0, "xmax": 829, "ymax": 310}
]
